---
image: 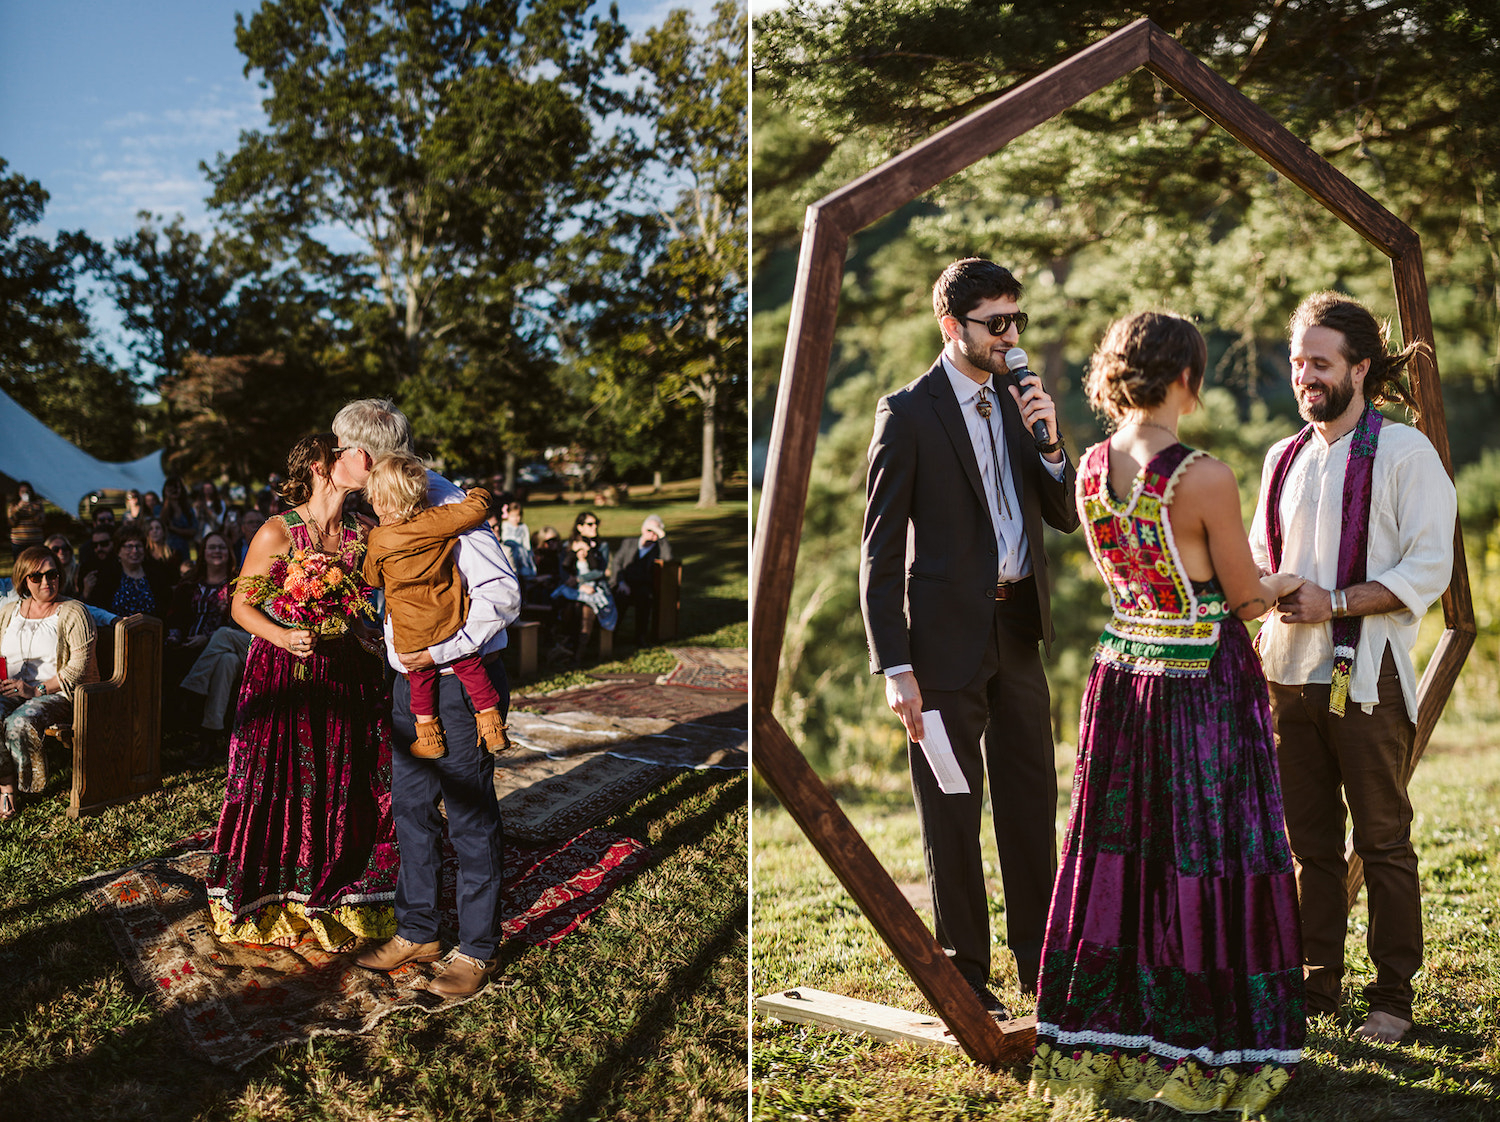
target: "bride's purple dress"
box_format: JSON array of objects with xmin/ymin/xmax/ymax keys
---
[{"xmin": 205, "ymin": 513, "xmax": 398, "ymax": 950}]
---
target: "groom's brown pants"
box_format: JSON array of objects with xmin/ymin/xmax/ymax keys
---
[{"xmin": 1270, "ymin": 647, "xmax": 1421, "ymax": 1024}]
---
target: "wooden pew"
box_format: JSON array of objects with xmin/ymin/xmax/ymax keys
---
[
  {"xmin": 507, "ymin": 619, "xmax": 541, "ymax": 680},
  {"xmin": 653, "ymin": 558, "xmax": 682, "ymax": 641},
  {"xmin": 68, "ymin": 614, "xmax": 163, "ymax": 818}
]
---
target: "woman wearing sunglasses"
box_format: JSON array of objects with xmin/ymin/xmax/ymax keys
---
[{"xmin": 0, "ymin": 546, "xmax": 100, "ymax": 819}]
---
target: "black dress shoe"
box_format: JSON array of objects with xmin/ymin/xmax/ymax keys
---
[{"xmin": 967, "ymin": 981, "xmax": 1011, "ymax": 1020}]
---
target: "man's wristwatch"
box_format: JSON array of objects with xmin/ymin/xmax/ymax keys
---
[{"xmin": 1036, "ymin": 435, "xmax": 1065, "ymax": 455}]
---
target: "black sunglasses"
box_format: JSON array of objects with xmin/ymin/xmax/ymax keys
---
[
  {"xmin": 26, "ymin": 570, "xmax": 61, "ymax": 584},
  {"xmin": 959, "ymin": 311, "xmax": 1028, "ymax": 337}
]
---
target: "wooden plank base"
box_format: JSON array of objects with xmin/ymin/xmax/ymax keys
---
[{"xmin": 755, "ymin": 987, "xmax": 1037, "ymax": 1057}]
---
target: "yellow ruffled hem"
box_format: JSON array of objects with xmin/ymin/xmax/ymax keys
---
[
  {"xmin": 209, "ymin": 898, "xmax": 395, "ymax": 953},
  {"xmin": 1029, "ymin": 1041, "xmax": 1293, "ymax": 1115}
]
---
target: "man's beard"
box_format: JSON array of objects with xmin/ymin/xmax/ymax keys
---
[
  {"xmin": 957, "ymin": 330, "xmax": 1007, "ymax": 378},
  {"xmin": 1298, "ymin": 368, "xmax": 1357, "ymax": 423}
]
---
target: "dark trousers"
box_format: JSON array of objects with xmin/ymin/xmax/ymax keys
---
[
  {"xmin": 907, "ymin": 581, "xmax": 1058, "ymax": 992},
  {"xmin": 616, "ymin": 585, "xmax": 656, "ymax": 643},
  {"xmin": 391, "ymin": 656, "xmax": 509, "ymax": 961},
  {"xmin": 1270, "ymin": 647, "xmax": 1421, "ymax": 1022},
  {"xmin": 405, "ymin": 654, "xmax": 501, "ymax": 718}
]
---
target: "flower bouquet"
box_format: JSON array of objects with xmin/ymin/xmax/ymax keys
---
[{"xmin": 237, "ymin": 548, "xmax": 376, "ymax": 676}]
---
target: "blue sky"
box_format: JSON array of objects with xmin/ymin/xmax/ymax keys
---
[{"xmin": 0, "ymin": 0, "xmax": 719, "ymax": 362}]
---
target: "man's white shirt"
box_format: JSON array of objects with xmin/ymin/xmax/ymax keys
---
[
  {"xmin": 1250, "ymin": 420, "xmax": 1455, "ymax": 720},
  {"xmin": 882, "ymin": 360, "xmax": 1067, "ymax": 680}
]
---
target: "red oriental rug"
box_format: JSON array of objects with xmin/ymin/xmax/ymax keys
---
[{"xmin": 84, "ymin": 826, "xmax": 649, "ymax": 1069}]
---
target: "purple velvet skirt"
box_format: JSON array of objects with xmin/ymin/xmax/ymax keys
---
[
  {"xmin": 204, "ymin": 633, "xmax": 398, "ymax": 950},
  {"xmin": 1031, "ymin": 617, "xmax": 1305, "ymax": 1114}
]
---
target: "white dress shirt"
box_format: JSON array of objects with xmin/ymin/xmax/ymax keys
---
[
  {"xmin": 1249, "ymin": 421, "xmax": 1455, "ymax": 720},
  {"xmin": 882, "ymin": 360, "xmax": 1066, "ymax": 679},
  {"xmin": 381, "ymin": 470, "xmax": 522, "ymax": 673}
]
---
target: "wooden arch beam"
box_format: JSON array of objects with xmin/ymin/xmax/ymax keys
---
[{"xmin": 752, "ymin": 18, "xmax": 1474, "ymax": 1067}]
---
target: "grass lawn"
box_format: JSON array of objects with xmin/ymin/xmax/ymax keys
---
[
  {"xmin": 0, "ymin": 487, "xmax": 749, "ymax": 1121},
  {"xmin": 751, "ymin": 727, "xmax": 1500, "ymax": 1121}
]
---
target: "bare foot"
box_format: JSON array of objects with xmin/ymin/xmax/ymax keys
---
[{"xmin": 1354, "ymin": 1010, "xmax": 1412, "ymax": 1044}]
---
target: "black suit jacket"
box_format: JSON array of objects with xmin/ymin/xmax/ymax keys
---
[{"xmin": 859, "ymin": 357, "xmax": 1079, "ymax": 692}]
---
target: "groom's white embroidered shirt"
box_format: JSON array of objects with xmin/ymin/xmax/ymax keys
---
[{"xmin": 1249, "ymin": 421, "xmax": 1455, "ymax": 720}]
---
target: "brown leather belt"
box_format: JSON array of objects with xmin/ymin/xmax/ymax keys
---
[{"xmin": 990, "ymin": 576, "xmax": 1033, "ymax": 601}]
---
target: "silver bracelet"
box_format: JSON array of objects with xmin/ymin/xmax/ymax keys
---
[{"xmin": 1331, "ymin": 588, "xmax": 1348, "ymax": 619}]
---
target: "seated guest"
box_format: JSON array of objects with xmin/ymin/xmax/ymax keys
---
[
  {"xmin": 0, "ymin": 546, "xmax": 100, "ymax": 811},
  {"xmin": 122, "ymin": 489, "xmax": 146, "ymax": 525},
  {"xmin": 492, "ymin": 496, "xmax": 555, "ymax": 605},
  {"xmin": 231, "ymin": 508, "xmax": 267, "ymax": 568},
  {"xmin": 495, "ymin": 495, "xmax": 536, "ymax": 577},
  {"xmin": 533, "ymin": 526, "xmax": 563, "ymax": 580},
  {"xmin": 550, "ymin": 534, "xmax": 619, "ymax": 662},
  {"xmin": 142, "ymin": 490, "xmax": 162, "ymax": 518},
  {"xmin": 608, "ymin": 514, "xmax": 673, "ymax": 645},
  {"xmin": 77, "ymin": 526, "xmax": 116, "ymax": 590},
  {"xmin": 144, "ymin": 515, "xmax": 188, "ymax": 576},
  {"xmin": 180, "ymin": 623, "xmax": 252, "ymax": 767},
  {"xmin": 45, "ymin": 535, "xmax": 80, "ymax": 598},
  {"xmin": 165, "ymin": 530, "xmax": 237, "ymax": 687},
  {"xmin": 564, "ymin": 510, "xmax": 610, "ymax": 579},
  {"xmin": 84, "ymin": 524, "xmax": 173, "ymax": 619}
]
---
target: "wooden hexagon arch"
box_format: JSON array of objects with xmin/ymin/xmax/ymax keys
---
[{"xmin": 751, "ymin": 18, "xmax": 1475, "ymax": 1068}]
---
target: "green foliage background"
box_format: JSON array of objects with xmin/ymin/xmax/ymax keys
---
[{"xmin": 752, "ymin": 0, "xmax": 1500, "ymax": 771}]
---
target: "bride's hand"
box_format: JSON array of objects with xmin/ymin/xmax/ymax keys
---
[
  {"xmin": 1264, "ymin": 571, "xmax": 1305, "ymax": 601},
  {"xmin": 284, "ymin": 628, "xmax": 315, "ymax": 657}
]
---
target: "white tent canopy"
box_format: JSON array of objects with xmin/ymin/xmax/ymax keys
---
[{"xmin": 0, "ymin": 388, "xmax": 166, "ymax": 516}]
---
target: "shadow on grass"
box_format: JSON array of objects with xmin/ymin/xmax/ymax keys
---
[
  {"xmin": 0, "ymin": 769, "xmax": 747, "ymax": 1121},
  {"xmin": 555, "ymin": 904, "xmax": 746, "ymax": 1122}
]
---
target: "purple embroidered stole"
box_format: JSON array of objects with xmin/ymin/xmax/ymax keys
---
[{"xmin": 1264, "ymin": 402, "xmax": 1382, "ymax": 716}]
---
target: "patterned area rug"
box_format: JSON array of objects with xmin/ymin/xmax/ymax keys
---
[
  {"xmin": 500, "ymin": 650, "xmax": 747, "ymax": 841},
  {"xmin": 84, "ymin": 827, "xmax": 649, "ymax": 1069},
  {"xmin": 660, "ymin": 646, "xmax": 748, "ymax": 692},
  {"xmin": 516, "ymin": 679, "xmax": 745, "ymax": 725}
]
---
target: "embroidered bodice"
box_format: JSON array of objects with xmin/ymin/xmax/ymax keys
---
[
  {"xmin": 283, "ymin": 510, "xmax": 364, "ymax": 569},
  {"xmin": 1079, "ymin": 440, "xmax": 1229, "ymax": 677}
]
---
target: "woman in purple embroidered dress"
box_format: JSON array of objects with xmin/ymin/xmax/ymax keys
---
[
  {"xmin": 1030, "ymin": 313, "xmax": 1307, "ymax": 1114},
  {"xmin": 205, "ymin": 432, "xmax": 398, "ymax": 951}
]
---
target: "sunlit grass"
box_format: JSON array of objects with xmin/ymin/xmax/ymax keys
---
[{"xmin": 752, "ymin": 733, "xmax": 1500, "ymax": 1121}]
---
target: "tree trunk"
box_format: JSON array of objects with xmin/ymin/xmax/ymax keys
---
[
  {"xmin": 697, "ymin": 384, "xmax": 718, "ymax": 507},
  {"xmin": 652, "ymin": 469, "xmax": 662, "ymax": 492},
  {"xmin": 504, "ymin": 449, "xmax": 517, "ymax": 494}
]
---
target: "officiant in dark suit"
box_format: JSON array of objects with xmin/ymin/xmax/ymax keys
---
[{"xmin": 859, "ymin": 258, "xmax": 1079, "ymax": 1016}]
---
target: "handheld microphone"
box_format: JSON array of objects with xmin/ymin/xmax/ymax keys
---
[{"xmin": 1005, "ymin": 347, "xmax": 1050, "ymax": 445}]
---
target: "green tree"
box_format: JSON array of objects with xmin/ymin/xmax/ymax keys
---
[
  {"xmin": 206, "ymin": 0, "xmax": 628, "ymax": 397},
  {"xmin": 574, "ymin": 0, "xmax": 748, "ymax": 506},
  {"xmin": 753, "ymin": 0, "xmax": 1500, "ymax": 766},
  {"xmin": 0, "ymin": 161, "xmax": 139, "ymax": 460},
  {"xmin": 108, "ymin": 212, "xmax": 245, "ymax": 388}
]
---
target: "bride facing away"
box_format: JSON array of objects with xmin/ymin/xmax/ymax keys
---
[{"xmin": 1030, "ymin": 312, "xmax": 1307, "ymax": 1115}]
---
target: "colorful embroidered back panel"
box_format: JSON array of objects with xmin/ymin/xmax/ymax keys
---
[{"xmin": 1079, "ymin": 440, "xmax": 1227, "ymax": 677}]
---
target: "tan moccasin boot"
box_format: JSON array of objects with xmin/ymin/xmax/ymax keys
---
[
  {"xmin": 475, "ymin": 709, "xmax": 513, "ymax": 755},
  {"xmin": 355, "ymin": 934, "xmax": 442, "ymax": 972},
  {"xmin": 411, "ymin": 719, "xmax": 448, "ymax": 760},
  {"xmin": 427, "ymin": 953, "xmax": 494, "ymax": 998}
]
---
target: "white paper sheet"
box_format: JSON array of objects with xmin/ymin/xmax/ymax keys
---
[{"xmin": 917, "ymin": 711, "xmax": 970, "ymax": 794}]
